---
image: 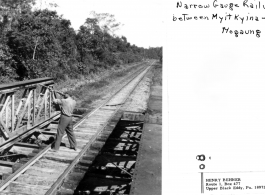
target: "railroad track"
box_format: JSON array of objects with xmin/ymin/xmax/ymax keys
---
[{"xmin": 0, "ymin": 61, "xmax": 153, "ymax": 195}]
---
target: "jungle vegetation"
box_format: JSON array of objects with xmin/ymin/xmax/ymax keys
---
[{"xmin": 0, "ymin": 0, "xmax": 162, "ymax": 84}]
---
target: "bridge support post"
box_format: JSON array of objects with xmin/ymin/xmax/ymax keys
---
[{"xmin": 0, "ymin": 78, "xmax": 59, "ymax": 145}]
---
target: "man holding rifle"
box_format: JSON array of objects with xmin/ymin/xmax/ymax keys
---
[{"xmin": 50, "ymin": 89, "xmax": 77, "ymax": 152}]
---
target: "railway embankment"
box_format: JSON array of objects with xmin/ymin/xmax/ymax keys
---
[{"xmin": 130, "ymin": 62, "xmax": 162, "ymax": 195}]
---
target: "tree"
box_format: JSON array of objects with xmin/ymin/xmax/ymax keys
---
[
  {"xmin": 0, "ymin": 7, "xmax": 154, "ymax": 83},
  {"xmin": 7, "ymin": 9, "xmax": 78, "ymax": 79},
  {"xmin": 90, "ymin": 11, "xmax": 122, "ymax": 36},
  {"xmin": 0, "ymin": 0, "xmax": 35, "ymax": 82},
  {"xmin": 0, "ymin": 0, "xmax": 35, "ymax": 36}
]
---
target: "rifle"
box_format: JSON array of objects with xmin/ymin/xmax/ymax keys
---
[{"xmin": 38, "ymin": 84, "xmax": 66, "ymax": 97}]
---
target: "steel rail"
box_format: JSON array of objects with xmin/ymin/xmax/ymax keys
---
[
  {"xmin": 0, "ymin": 78, "xmax": 54, "ymax": 94},
  {"xmin": 0, "ymin": 63, "xmax": 152, "ymax": 192},
  {"xmin": 45, "ymin": 63, "xmax": 153, "ymax": 195},
  {"xmin": 0, "ymin": 77, "xmax": 54, "ymax": 90}
]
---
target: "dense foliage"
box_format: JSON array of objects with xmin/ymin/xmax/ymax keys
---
[{"xmin": 0, "ymin": 1, "xmax": 162, "ymax": 83}]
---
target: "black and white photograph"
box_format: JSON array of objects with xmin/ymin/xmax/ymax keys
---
[
  {"xmin": 165, "ymin": 0, "xmax": 265, "ymax": 194},
  {"xmin": 0, "ymin": 0, "xmax": 163, "ymax": 194}
]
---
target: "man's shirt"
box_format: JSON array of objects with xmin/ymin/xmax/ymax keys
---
[{"xmin": 53, "ymin": 97, "xmax": 76, "ymax": 117}]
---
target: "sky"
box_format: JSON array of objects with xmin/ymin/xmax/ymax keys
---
[{"xmin": 34, "ymin": 0, "xmax": 164, "ymax": 48}]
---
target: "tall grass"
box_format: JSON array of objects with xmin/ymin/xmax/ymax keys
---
[{"xmin": 55, "ymin": 61, "xmax": 147, "ymax": 109}]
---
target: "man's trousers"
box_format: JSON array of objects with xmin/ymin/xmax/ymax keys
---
[{"xmin": 53, "ymin": 114, "xmax": 76, "ymax": 150}]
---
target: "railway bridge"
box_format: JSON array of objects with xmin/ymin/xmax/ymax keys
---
[{"xmin": 0, "ymin": 60, "xmax": 162, "ymax": 195}]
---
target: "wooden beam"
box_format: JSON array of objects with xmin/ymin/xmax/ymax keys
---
[
  {"xmin": 36, "ymin": 130, "xmax": 57, "ymax": 135},
  {"xmin": 14, "ymin": 142, "xmax": 39, "ymax": 149},
  {"xmin": 0, "ymin": 160, "xmax": 15, "ymax": 167},
  {"xmin": 72, "ymin": 114, "xmax": 83, "ymax": 118}
]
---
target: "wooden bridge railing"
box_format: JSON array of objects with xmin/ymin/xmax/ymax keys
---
[{"xmin": 0, "ymin": 77, "xmax": 60, "ymax": 144}]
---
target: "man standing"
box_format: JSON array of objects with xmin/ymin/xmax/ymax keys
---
[{"xmin": 51, "ymin": 92, "xmax": 77, "ymax": 151}]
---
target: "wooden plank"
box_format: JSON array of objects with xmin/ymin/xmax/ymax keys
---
[
  {"xmin": 83, "ymin": 115, "xmax": 110, "ymax": 120},
  {"xmin": 74, "ymin": 127, "xmax": 98, "ymax": 131},
  {"xmin": 9, "ymin": 146, "xmax": 37, "ymax": 155},
  {"xmin": 25, "ymin": 167, "xmax": 63, "ymax": 178},
  {"xmin": 71, "ymin": 177, "xmax": 129, "ymax": 191},
  {"xmin": 105, "ymin": 142, "xmax": 139, "ymax": 148},
  {"xmin": 57, "ymin": 188, "xmax": 74, "ymax": 195},
  {"xmin": 103, "ymin": 153, "xmax": 137, "ymax": 159},
  {"xmin": 74, "ymin": 127, "xmax": 98, "ymax": 132},
  {"xmin": 0, "ymin": 191, "xmax": 31, "ymax": 195},
  {"xmin": 45, "ymin": 124, "xmax": 58, "ymax": 129},
  {"xmin": 62, "ymin": 137, "xmax": 87, "ymax": 144},
  {"xmin": 37, "ymin": 130, "xmax": 56, "ymax": 135},
  {"xmin": 73, "ymin": 134, "xmax": 93, "ymax": 140},
  {"xmin": 43, "ymin": 151, "xmax": 77, "ymax": 162},
  {"xmin": 79, "ymin": 121, "xmax": 107, "ymax": 126},
  {"xmin": 84, "ymin": 173, "xmax": 131, "ymax": 181},
  {"xmin": 54, "ymin": 147, "xmax": 81, "ymax": 153},
  {"xmin": 82, "ymin": 154, "xmax": 97, "ymax": 161},
  {"xmin": 33, "ymin": 159, "xmax": 69, "ymax": 171},
  {"xmin": 107, "ymin": 138, "xmax": 140, "ymax": 143},
  {"xmin": 0, "ymin": 166, "xmax": 12, "ymax": 175},
  {"xmin": 78, "ymin": 121, "xmax": 106, "ymax": 125},
  {"xmin": 6, "ymin": 182, "xmax": 50, "ymax": 195},
  {"xmin": 66, "ymin": 172, "xmax": 86, "ymax": 182},
  {"xmin": 0, "ymin": 160, "xmax": 15, "ymax": 167},
  {"xmin": 78, "ymin": 159, "xmax": 93, "ymax": 167},
  {"xmin": 15, "ymin": 174, "xmax": 57, "ymax": 186},
  {"xmin": 74, "ymin": 131, "xmax": 97, "ymax": 135},
  {"xmin": 26, "ymin": 165, "xmax": 65, "ymax": 175},
  {"xmin": 41, "ymin": 155, "xmax": 74, "ymax": 164},
  {"xmin": 100, "ymin": 106, "xmax": 117, "ymax": 110},
  {"xmin": 33, "ymin": 134, "xmax": 53, "ymax": 142},
  {"xmin": 38, "ymin": 158, "xmax": 70, "ymax": 166},
  {"xmin": 72, "ymin": 165, "xmax": 89, "ymax": 173},
  {"xmin": 14, "ymin": 143, "xmax": 39, "ymax": 149},
  {"xmin": 122, "ymin": 112, "xmax": 145, "ymax": 121}
]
